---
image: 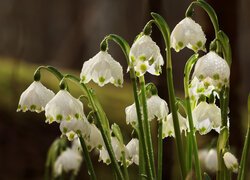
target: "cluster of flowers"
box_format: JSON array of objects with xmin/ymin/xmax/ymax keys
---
[{"xmin": 17, "ymin": 16, "xmax": 238, "ymax": 176}]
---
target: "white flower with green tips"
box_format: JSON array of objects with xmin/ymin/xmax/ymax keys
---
[
  {"xmin": 17, "ymin": 81, "xmax": 55, "ymax": 113},
  {"xmin": 129, "ymin": 35, "xmax": 164, "ymax": 77},
  {"xmin": 223, "ymin": 152, "xmax": 238, "ymax": 173},
  {"xmin": 59, "ymin": 117, "xmax": 90, "ymax": 141},
  {"xmin": 126, "ymin": 138, "xmax": 139, "ymax": 165},
  {"xmin": 85, "ymin": 123, "xmax": 104, "ymax": 151},
  {"xmin": 192, "ymin": 101, "xmax": 221, "ymax": 135},
  {"xmin": 171, "ymin": 17, "xmax": 206, "ymax": 52},
  {"xmin": 54, "ymin": 148, "xmax": 82, "ymax": 176},
  {"xmin": 80, "ymin": 51, "xmax": 123, "ymax": 87},
  {"xmin": 125, "ymin": 95, "xmax": 168, "ymax": 126},
  {"xmin": 45, "ymin": 90, "xmax": 84, "ymax": 124},
  {"xmin": 162, "ymin": 112, "xmax": 188, "ymax": 138},
  {"xmin": 192, "ymin": 51, "xmax": 230, "ymax": 90}
]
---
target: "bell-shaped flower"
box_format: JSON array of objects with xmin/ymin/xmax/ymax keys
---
[
  {"xmin": 54, "ymin": 148, "xmax": 82, "ymax": 177},
  {"xmin": 192, "ymin": 51, "xmax": 230, "ymax": 90},
  {"xmin": 129, "ymin": 35, "xmax": 164, "ymax": 77},
  {"xmin": 126, "ymin": 138, "xmax": 139, "ymax": 165},
  {"xmin": 223, "ymin": 152, "xmax": 238, "ymax": 173},
  {"xmin": 147, "ymin": 95, "xmax": 169, "ymax": 121},
  {"xmin": 85, "ymin": 123, "xmax": 104, "ymax": 151},
  {"xmin": 162, "ymin": 112, "xmax": 188, "ymax": 138},
  {"xmin": 125, "ymin": 95, "xmax": 168, "ymax": 126},
  {"xmin": 45, "ymin": 90, "xmax": 84, "ymax": 124},
  {"xmin": 59, "ymin": 116, "xmax": 90, "ymax": 141},
  {"xmin": 189, "ymin": 76, "xmax": 216, "ymax": 102},
  {"xmin": 99, "ymin": 136, "xmax": 128, "ymax": 164},
  {"xmin": 17, "ymin": 81, "xmax": 55, "ymax": 113},
  {"xmin": 80, "ymin": 51, "xmax": 123, "ymax": 87},
  {"xmin": 205, "ymin": 149, "xmax": 218, "ymax": 173},
  {"xmin": 171, "ymin": 17, "xmax": 206, "ymax": 52},
  {"xmin": 192, "ymin": 101, "xmax": 221, "ymax": 135}
]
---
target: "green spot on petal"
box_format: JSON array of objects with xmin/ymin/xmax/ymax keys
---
[
  {"xmin": 148, "ymin": 57, "xmax": 155, "ymax": 65},
  {"xmin": 75, "ymin": 113, "xmax": 80, "ymax": 119},
  {"xmin": 140, "ymin": 63, "xmax": 147, "ymax": 72},
  {"xmin": 30, "ymin": 105, "xmax": 36, "ymax": 110},
  {"xmin": 81, "ymin": 75, "xmax": 86, "ymax": 82},
  {"xmin": 99, "ymin": 77, "xmax": 105, "ymax": 83},
  {"xmin": 106, "ymin": 159, "xmax": 111, "ymax": 164},
  {"xmin": 178, "ymin": 41, "xmax": 183, "ymax": 48},
  {"xmin": 197, "ymin": 41, "xmax": 202, "ymax": 48},
  {"xmin": 63, "ymin": 127, "xmax": 68, "ymax": 133},
  {"xmin": 56, "ymin": 114, "xmax": 63, "ymax": 121},
  {"xmin": 139, "ymin": 55, "xmax": 146, "ymax": 61},
  {"xmin": 199, "ymin": 74, "xmax": 204, "ymax": 80},
  {"xmin": 213, "ymin": 73, "xmax": 220, "ymax": 80}
]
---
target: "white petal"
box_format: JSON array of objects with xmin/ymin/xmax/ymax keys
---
[
  {"xmin": 125, "ymin": 103, "xmax": 138, "ymax": 126},
  {"xmin": 223, "ymin": 152, "xmax": 238, "ymax": 173},
  {"xmin": 205, "ymin": 149, "xmax": 218, "ymax": 172},
  {"xmin": 126, "ymin": 138, "xmax": 139, "ymax": 165},
  {"xmin": 45, "ymin": 90, "xmax": 84, "ymax": 124},
  {"xmin": 17, "ymin": 81, "xmax": 55, "ymax": 113},
  {"xmin": 85, "ymin": 123, "xmax": 104, "ymax": 151},
  {"xmin": 147, "ymin": 95, "xmax": 169, "ymax": 121}
]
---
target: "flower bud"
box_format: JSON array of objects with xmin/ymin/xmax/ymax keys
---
[{"xmin": 223, "ymin": 152, "xmax": 239, "ymax": 173}]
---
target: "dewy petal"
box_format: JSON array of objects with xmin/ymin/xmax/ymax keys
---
[
  {"xmin": 129, "ymin": 35, "xmax": 164, "ymax": 77},
  {"xmin": 171, "ymin": 17, "xmax": 206, "ymax": 52},
  {"xmin": 192, "ymin": 101, "xmax": 221, "ymax": 135},
  {"xmin": 192, "ymin": 51, "xmax": 230, "ymax": 90},
  {"xmin": 54, "ymin": 148, "xmax": 82, "ymax": 176},
  {"xmin": 17, "ymin": 81, "xmax": 55, "ymax": 113},
  {"xmin": 126, "ymin": 138, "xmax": 139, "ymax": 165},
  {"xmin": 147, "ymin": 95, "xmax": 169, "ymax": 121},
  {"xmin": 80, "ymin": 51, "xmax": 123, "ymax": 87},
  {"xmin": 162, "ymin": 112, "xmax": 188, "ymax": 138},
  {"xmin": 45, "ymin": 90, "xmax": 84, "ymax": 124}
]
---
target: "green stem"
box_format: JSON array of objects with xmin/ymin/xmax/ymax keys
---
[
  {"xmin": 100, "ymin": 34, "xmax": 151, "ymax": 179},
  {"xmin": 139, "ymin": 75, "xmax": 156, "ymax": 179},
  {"xmin": 151, "ymin": 12, "xmax": 187, "ymax": 179},
  {"xmin": 121, "ymin": 151, "xmax": 129, "ymax": 180},
  {"xmin": 78, "ymin": 134, "xmax": 97, "ymax": 180},
  {"xmin": 237, "ymin": 94, "xmax": 250, "ymax": 180},
  {"xmin": 183, "ymin": 54, "xmax": 202, "ymax": 180},
  {"xmin": 64, "ymin": 74, "xmax": 124, "ymax": 180},
  {"xmin": 157, "ymin": 120, "xmax": 163, "ymax": 180}
]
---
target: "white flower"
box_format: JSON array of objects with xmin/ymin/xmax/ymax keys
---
[
  {"xmin": 198, "ymin": 149, "xmax": 209, "ymax": 169},
  {"xmin": 189, "ymin": 76, "xmax": 216, "ymax": 102},
  {"xmin": 147, "ymin": 95, "xmax": 169, "ymax": 121},
  {"xmin": 171, "ymin": 17, "xmax": 206, "ymax": 52},
  {"xmin": 126, "ymin": 138, "xmax": 139, "ymax": 165},
  {"xmin": 99, "ymin": 137, "xmax": 128, "ymax": 164},
  {"xmin": 192, "ymin": 101, "xmax": 221, "ymax": 135},
  {"xmin": 71, "ymin": 138, "xmax": 82, "ymax": 152},
  {"xmin": 59, "ymin": 117, "xmax": 90, "ymax": 141},
  {"xmin": 45, "ymin": 90, "xmax": 84, "ymax": 124},
  {"xmin": 17, "ymin": 81, "xmax": 55, "ymax": 113},
  {"xmin": 205, "ymin": 149, "xmax": 218, "ymax": 173},
  {"xmin": 85, "ymin": 123, "xmax": 104, "ymax": 151},
  {"xmin": 162, "ymin": 112, "xmax": 188, "ymax": 138},
  {"xmin": 129, "ymin": 35, "xmax": 164, "ymax": 77},
  {"xmin": 223, "ymin": 152, "xmax": 238, "ymax": 173},
  {"xmin": 125, "ymin": 95, "xmax": 168, "ymax": 126},
  {"xmin": 54, "ymin": 148, "xmax": 82, "ymax": 176},
  {"xmin": 80, "ymin": 51, "xmax": 123, "ymax": 87},
  {"xmin": 192, "ymin": 51, "xmax": 230, "ymax": 90}
]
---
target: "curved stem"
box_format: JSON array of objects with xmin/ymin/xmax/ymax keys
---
[
  {"xmin": 157, "ymin": 120, "xmax": 163, "ymax": 180},
  {"xmin": 63, "ymin": 74, "xmax": 124, "ymax": 180},
  {"xmin": 151, "ymin": 12, "xmax": 187, "ymax": 179},
  {"xmin": 139, "ymin": 75, "xmax": 156, "ymax": 179},
  {"xmin": 184, "ymin": 54, "xmax": 202, "ymax": 180},
  {"xmin": 78, "ymin": 134, "xmax": 97, "ymax": 180},
  {"xmin": 100, "ymin": 34, "xmax": 151, "ymax": 179}
]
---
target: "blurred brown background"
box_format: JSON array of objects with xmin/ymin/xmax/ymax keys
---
[{"xmin": 0, "ymin": 0, "xmax": 249, "ymax": 179}]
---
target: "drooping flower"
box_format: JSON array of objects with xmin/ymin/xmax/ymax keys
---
[
  {"xmin": 192, "ymin": 51, "xmax": 230, "ymax": 90},
  {"xmin": 85, "ymin": 123, "xmax": 104, "ymax": 151},
  {"xmin": 129, "ymin": 35, "xmax": 164, "ymax": 77},
  {"xmin": 45, "ymin": 90, "xmax": 84, "ymax": 124},
  {"xmin": 17, "ymin": 81, "xmax": 55, "ymax": 113},
  {"xmin": 189, "ymin": 76, "xmax": 216, "ymax": 102},
  {"xmin": 59, "ymin": 117, "xmax": 90, "ymax": 141},
  {"xmin": 223, "ymin": 152, "xmax": 238, "ymax": 173},
  {"xmin": 126, "ymin": 138, "xmax": 139, "ymax": 165},
  {"xmin": 205, "ymin": 149, "xmax": 218, "ymax": 173},
  {"xmin": 171, "ymin": 17, "xmax": 206, "ymax": 52},
  {"xmin": 54, "ymin": 148, "xmax": 82, "ymax": 176},
  {"xmin": 192, "ymin": 101, "xmax": 221, "ymax": 135},
  {"xmin": 162, "ymin": 112, "xmax": 188, "ymax": 138},
  {"xmin": 125, "ymin": 95, "xmax": 168, "ymax": 126},
  {"xmin": 80, "ymin": 51, "xmax": 123, "ymax": 87}
]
